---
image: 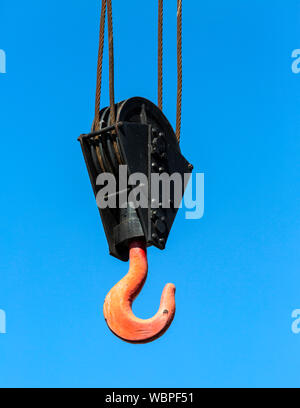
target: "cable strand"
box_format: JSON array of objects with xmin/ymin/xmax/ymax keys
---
[
  {"xmin": 158, "ymin": 0, "xmax": 163, "ymax": 111},
  {"xmin": 176, "ymin": 0, "xmax": 183, "ymax": 143},
  {"xmin": 107, "ymin": 0, "xmax": 116, "ymax": 125},
  {"xmin": 94, "ymin": 0, "xmax": 107, "ymax": 130}
]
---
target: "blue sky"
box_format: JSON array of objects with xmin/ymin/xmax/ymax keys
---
[{"xmin": 0, "ymin": 0, "xmax": 300, "ymax": 388}]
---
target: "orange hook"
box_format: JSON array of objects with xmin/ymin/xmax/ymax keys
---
[{"xmin": 103, "ymin": 241, "xmax": 176, "ymax": 343}]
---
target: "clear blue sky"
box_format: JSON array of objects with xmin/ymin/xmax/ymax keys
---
[{"xmin": 0, "ymin": 0, "xmax": 300, "ymax": 388}]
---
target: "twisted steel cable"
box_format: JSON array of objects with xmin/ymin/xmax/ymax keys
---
[
  {"xmin": 176, "ymin": 0, "xmax": 183, "ymax": 143},
  {"xmin": 158, "ymin": 0, "xmax": 163, "ymax": 111},
  {"xmin": 94, "ymin": 0, "xmax": 107, "ymax": 131}
]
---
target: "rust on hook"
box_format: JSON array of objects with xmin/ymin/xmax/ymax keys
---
[{"xmin": 103, "ymin": 241, "xmax": 176, "ymax": 343}]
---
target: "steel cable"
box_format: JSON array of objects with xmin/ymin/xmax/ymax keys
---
[
  {"xmin": 158, "ymin": 0, "xmax": 163, "ymax": 111},
  {"xmin": 176, "ymin": 0, "xmax": 182, "ymax": 143}
]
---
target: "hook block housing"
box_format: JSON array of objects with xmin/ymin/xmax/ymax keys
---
[{"xmin": 78, "ymin": 97, "xmax": 192, "ymax": 261}]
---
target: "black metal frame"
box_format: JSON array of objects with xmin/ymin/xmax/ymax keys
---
[{"xmin": 78, "ymin": 98, "xmax": 193, "ymax": 262}]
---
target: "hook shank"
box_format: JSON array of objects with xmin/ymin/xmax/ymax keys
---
[{"xmin": 103, "ymin": 241, "xmax": 176, "ymax": 343}]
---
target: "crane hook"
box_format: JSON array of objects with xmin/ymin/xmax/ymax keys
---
[{"xmin": 103, "ymin": 241, "xmax": 176, "ymax": 343}]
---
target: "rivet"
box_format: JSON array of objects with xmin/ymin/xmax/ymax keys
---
[{"xmin": 158, "ymin": 238, "xmax": 166, "ymax": 247}]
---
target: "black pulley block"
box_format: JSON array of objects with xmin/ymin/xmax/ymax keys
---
[{"xmin": 78, "ymin": 97, "xmax": 193, "ymax": 261}]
